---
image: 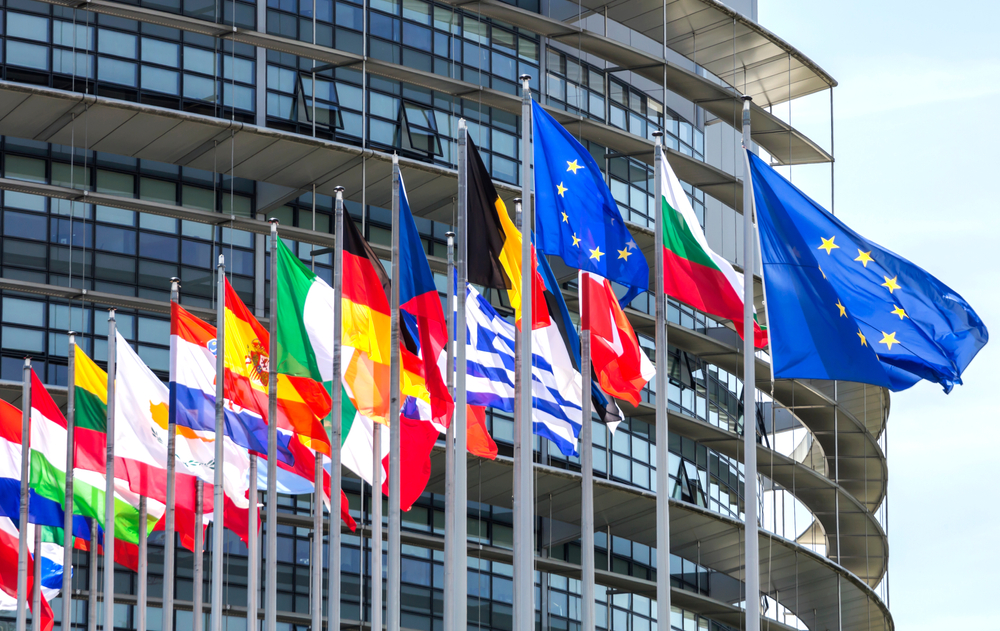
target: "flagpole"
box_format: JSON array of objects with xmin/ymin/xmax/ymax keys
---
[
  {"xmin": 310, "ymin": 203, "xmax": 324, "ymax": 631},
  {"xmin": 453, "ymin": 118, "xmax": 469, "ymax": 631},
  {"xmin": 211, "ymin": 255, "xmax": 226, "ymax": 631},
  {"xmin": 63, "ymin": 334, "xmax": 77, "ymax": 631},
  {"xmin": 579, "ymin": 274, "xmax": 594, "ymax": 631},
  {"xmin": 741, "ymin": 95, "xmax": 760, "ymax": 631},
  {"xmin": 371, "ymin": 424, "xmax": 382, "ymax": 631},
  {"xmin": 165, "ymin": 277, "xmax": 181, "ymax": 631},
  {"xmin": 387, "ymin": 155, "xmax": 402, "ymax": 631},
  {"xmin": 137, "ymin": 494, "xmax": 147, "ymax": 631},
  {"xmin": 327, "ymin": 185, "xmax": 346, "ymax": 631},
  {"xmin": 88, "ymin": 518, "xmax": 98, "ymax": 631},
  {"xmin": 651, "ymin": 131, "xmax": 672, "ymax": 631},
  {"xmin": 16, "ymin": 357, "xmax": 30, "ymax": 631},
  {"xmin": 104, "ymin": 311, "xmax": 117, "ymax": 631},
  {"xmin": 247, "ymin": 453, "xmax": 258, "ymax": 631},
  {"xmin": 514, "ymin": 73, "xmax": 535, "ymax": 631},
  {"xmin": 443, "ymin": 228, "xmax": 455, "ymax": 631},
  {"xmin": 265, "ymin": 218, "xmax": 280, "ymax": 631},
  {"xmin": 31, "ymin": 523, "xmax": 41, "ymax": 631},
  {"xmin": 193, "ymin": 479, "xmax": 204, "ymax": 631}
]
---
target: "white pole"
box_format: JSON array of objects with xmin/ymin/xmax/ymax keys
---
[
  {"xmin": 211, "ymin": 255, "xmax": 227, "ymax": 631},
  {"xmin": 137, "ymin": 496, "xmax": 147, "ymax": 631},
  {"xmin": 741, "ymin": 95, "xmax": 760, "ymax": 631},
  {"xmin": 63, "ymin": 335, "xmax": 77, "ymax": 631},
  {"xmin": 247, "ymin": 454, "xmax": 258, "ymax": 631},
  {"xmin": 16, "ymin": 357, "xmax": 31, "ymax": 631},
  {"xmin": 165, "ymin": 278, "xmax": 181, "ymax": 631},
  {"xmin": 579, "ymin": 275, "xmax": 594, "ymax": 631},
  {"xmin": 193, "ymin": 481, "xmax": 204, "ymax": 631},
  {"xmin": 371, "ymin": 427, "xmax": 382, "ymax": 631},
  {"xmin": 104, "ymin": 312, "xmax": 117, "ymax": 631},
  {"xmin": 443, "ymin": 229, "xmax": 455, "ymax": 631},
  {"xmin": 88, "ymin": 519, "xmax": 98, "ymax": 631},
  {"xmin": 652, "ymin": 130, "xmax": 672, "ymax": 631},
  {"xmin": 513, "ymin": 65, "xmax": 535, "ymax": 617},
  {"xmin": 31, "ymin": 524, "xmax": 41, "ymax": 631},
  {"xmin": 327, "ymin": 185, "xmax": 346, "ymax": 631},
  {"xmin": 265, "ymin": 218, "xmax": 280, "ymax": 631},
  {"xmin": 454, "ymin": 119, "xmax": 469, "ymax": 631},
  {"xmin": 387, "ymin": 155, "xmax": 402, "ymax": 631}
]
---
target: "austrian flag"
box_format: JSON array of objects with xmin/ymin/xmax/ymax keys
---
[{"xmin": 579, "ymin": 271, "xmax": 655, "ymax": 407}]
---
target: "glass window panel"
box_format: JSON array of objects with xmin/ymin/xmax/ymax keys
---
[
  {"xmin": 4, "ymin": 210, "xmax": 47, "ymax": 241},
  {"xmin": 54, "ymin": 21, "xmax": 93, "ymax": 49},
  {"xmin": 9, "ymin": 13, "xmax": 50, "ymax": 43},
  {"xmin": 142, "ymin": 37, "xmax": 179, "ymax": 65},
  {"xmin": 2, "ymin": 327, "xmax": 44, "ymax": 353},
  {"xmin": 53, "ymin": 49, "xmax": 94, "ymax": 78},
  {"xmin": 401, "ymin": 0, "xmax": 430, "ymax": 24},
  {"xmin": 95, "ymin": 225, "xmax": 136, "ymax": 255},
  {"xmin": 96, "ymin": 205, "xmax": 135, "ymax": 226},
  {"xmin": 5, "ymin": 192, "xmax": 46, "ymax": 212},
  {"xmin": 5, "ymin": 156, "xmax": 46, "ymax": 183},
  {"xmin": 3, "ymin": 297, "xmax": 45, "ymax": 326},
  {"xmin": 184, "ymin": 74, "xmax": 216, "ymax": 101},
  {"xmin": 139, "ymin": 232, "xmax": 178, "ymax": 261},
  {"xmin": 98, "ymin": 58, "xmax": 137, "ymax": 86},
  {"xmin": 99, "ymin": 30, "xmax": 137, "ymax": 57},
  {"xmin": 142, "ymin": 67, "xmax": 180, "ymax": 94},
  {"xmin": 183, "ymin": 45, "xmax": 215, "ymax": 72}
]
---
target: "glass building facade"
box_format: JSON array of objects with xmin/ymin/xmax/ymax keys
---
[{"xmin": 0, "ymin": 0, "xmax": 892, "ymax": 630}]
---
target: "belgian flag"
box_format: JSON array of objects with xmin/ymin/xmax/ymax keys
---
[{"xmin": 466, "ymin": 137, "xmax": 550, "ymax": 330}]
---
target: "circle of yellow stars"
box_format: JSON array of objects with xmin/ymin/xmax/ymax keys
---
[
  {"xmin": 556, "ymin": 158, "xmax": 635, "ymax": 264},
  {"xmin": 817, "ymin": 235, "xmax": 905, "ymax": 354}
]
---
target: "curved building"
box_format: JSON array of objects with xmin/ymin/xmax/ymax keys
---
[{"xmin": 0, "ymin": 0, "xmax": 891, "ymax": 630}]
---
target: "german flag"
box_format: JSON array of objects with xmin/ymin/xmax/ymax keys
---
[
  {"xmin": 466, "ymin": 137, "xmax": 550, "ymax": 330},
  {"xmin": 341, "ymin": 212, "xmax": 392, "ymax": 425}
]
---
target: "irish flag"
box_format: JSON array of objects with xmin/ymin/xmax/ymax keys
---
[{"xmin": 660, "ymin": 157, "xmax": 768, "ymax": 348}]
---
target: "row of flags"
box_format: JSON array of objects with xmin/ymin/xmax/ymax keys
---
[{"xmin": 0, "ymin": 86, "xmax": 988, "ymax": 631}]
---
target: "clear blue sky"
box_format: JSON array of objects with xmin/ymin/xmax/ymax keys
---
[{"xmin": 758, "ymin": 1, "xmax": 1000, "ymax": 629}]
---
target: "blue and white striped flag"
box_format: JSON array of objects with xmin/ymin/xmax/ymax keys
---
[{"xmin": 459, "ymin": 280, "xmax": 583, "ymax": 457}]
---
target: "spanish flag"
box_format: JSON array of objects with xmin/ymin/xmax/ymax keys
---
[
  {"xmin": 466, "ymin": 137, "xmax": 550, "ymax": 330},
  {"xmin": 222, "ymin": 278, "xmax": 332, "ymax": 455}
]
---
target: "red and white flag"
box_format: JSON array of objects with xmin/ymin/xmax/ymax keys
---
[{"xmin": 580, "ymin": 271, "xmax": 655, "ymax": 407}]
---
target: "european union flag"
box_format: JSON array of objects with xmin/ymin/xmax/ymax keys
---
[
  {"xmin": 747, "ymin": 150, "xmax": 988, "ymax": 392},
  {"xmin": 532, "ymin": 101, "xmax": 649, "ymax": 303}
]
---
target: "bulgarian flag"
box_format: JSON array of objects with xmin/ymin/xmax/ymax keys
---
[{"xmin": 660, "ymin": 157, "xmax": 768, "ymax": 348}]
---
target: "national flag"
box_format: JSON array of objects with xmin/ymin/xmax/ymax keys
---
[
  {"xmin": 341, "ymin": 208, "xmax": 392, "ymax": 425},
  {"xmin": 223, "ymin": 277, "xmax": 332, "ymax": 454},
  {"xmin": 466, "ymin": 137, "xmax": 550, "ymax": 331},
  {"xmin": 579, "ymin": 271, "xmax": 655, "ymax": 406},
  {"xmin": 0, "ymin": 398, "xmax": 56, "ymax": 631},
  {"xmin": 532, "ymin": 101, "xmax": 649, "ymax": 304},
  {"xmin": 746, "ymin": 150, "xmax": 988, "ymax": 392},
  {"xmin": 660, "ymin": 151, "xmax": 767, "ymax": 348},
  {"xmin": 458, "ymin": 279, "xmax": 582, "ymax": 456},
  {"xmin": 536, "ymin": 252, "xmax": 623, "ymax": 432}
]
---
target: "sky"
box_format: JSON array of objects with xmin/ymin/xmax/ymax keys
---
[{"xmin": 756, "ymin": 1, "xmax": 1000, "ymax": 629}]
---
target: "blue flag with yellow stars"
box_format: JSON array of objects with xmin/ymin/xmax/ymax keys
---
[
  {"xmin": 747, "ymin": 150, "xmax": 987, "ymax": 393},
  {"xmin": 532, "ymin": 101, "xmax": 649, "ymax": 304}
]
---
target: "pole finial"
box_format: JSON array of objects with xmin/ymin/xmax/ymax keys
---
[
  {"xmin": 651, "ymin": 131, "xmax": 663, "ymax": 138},
  {"xmin": 518, "ymin": 74, "xmax": 531, "ymax": 82},
  {"xmin": 333, "ymin": 185, "xmax": 345, "ymax": 194},
  {"xmin": 741, "ymin": 94, "xmax": 753, "ymax": 102},
  {"xmin": 513, "ymin": 197, "xmax": 522, "ymax": 204},
  {"xmin": 268, "ymin": 217, "xmax": 280, "ymax": 225}
]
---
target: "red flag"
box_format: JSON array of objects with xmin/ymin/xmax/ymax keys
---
[
  {"xmin": 467, "ymin": 405, "xmax": 498, "ymax": 460},
  {"xmin": 580, "ymin": 271, "xmax": 656, "ymax": 406}
]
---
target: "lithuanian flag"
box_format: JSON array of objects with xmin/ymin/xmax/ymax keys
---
[{"xmin": 466, "ymin": 137, "xmax": 550, "ymax": 330}]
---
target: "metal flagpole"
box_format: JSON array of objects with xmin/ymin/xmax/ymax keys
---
[
  {"xmin": 453, "ymin": 119, "xmax": 468, "ymax": 631},
  {"xmin": 193, "ymin": 480, "xmax": 204, "ymax": 631},
  {"xmin": 514, "ymin": 74, "xmax": 535, "ymax": 631},
  {"xmin": 247, "ymin": 453, "xmax": 259, "ymax": 631},
  {"xmin": 311, "ymin": 187, "xmax": 324, "ymax": 631},
  {"xmin": 371, "ymin": 427, "xmax": 382, "ymax": 631},
  {"xmin": 387, "ymin": 155, "xmax": 402, "ymax": 631},
  {"xmin": 579, "ymin": 276, "xmax": 594, "ymax": 631},
  {"xmin": 741, "ymin": 95, "xmax": 760, "ymax": 631},
  {"xmin": 88, "ymin": 519, "xmax": 98, "ymax": 631},
  {"xmin": 32, "ymin": 524, "xmax": 41, "ymax": 631},
  {"xmin": 211, "ymin": 255, "xmax": 227, "ymax": 631},
  {"xmin": 652, "ymin": 131, "xmax": 671, "ymax": 631},
  {"xmin": 327, "ymin": 185, "xmax": 346, "ymax": 631},
  {"xmin": 16, "ymin": 357, "xmax": 31, "ymax": 631},
  {"xmin": 104, "ymin": 311, "xmax": 117, "ymax": 631},
  {"xmin": 265, "ymin": 218, "xmax": 280, "ymax": 631},
  {"xmin": 137, "ymin": 496, "xmax": 147, "ymax": 631},
  {"xmin": 63, "ymin": 335, "xmax": 77, "ymax": 631},
  {"xmin": 443, "ymin": 229, "xmax": 455, "ymax": 631},
  {"xmin": 165, "ymin": 277, "xmax": 181, "ymax": 631}
]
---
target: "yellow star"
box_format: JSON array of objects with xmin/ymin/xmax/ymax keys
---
[
  {"xmin": 589, "ymin": 246, "xmax": 604, "ymax": 261},
  {"xmin": 890, "ymin": 305, "xmax": 908, "ymax": 320},
  {"xmin": 878, "ymin": 331, "xmax": 899, "ymax": 351},
  {"xmin": 819, "ymin": 266, "xmax": 826, "ymax": 280},
  {"xmin": 835, "ymin": 300, "xmax": 846, "ymax": 317},
  {"xmin": 561, "ymin": 211, "xmax": 569, "ymax": 223},
  {"xmin": 571, "ymin": 233, "xmax": 581, "ymax": 247},
  {"xmin": 854, "ymin": 250, "xmax": 874, "ymax": 267},
  {"xmin": 881, "ymin": 275, "xmax": 900, "ymax": 294},
  {"xmin": 557, "ymin": 182, "xmax": 568, "ymax": 197},
  {"xmin": 617, "ymin": 248, "xmax": 631, "ymax": 260},
  {"xmin": 566, "ymin": 160, "xmax": 583, "ymax": 174},
  {"xmin": 857, "ymin": 330, "xmax": 867, "ymax": 347},
  {"xmin": 818, "ymin": 236, "xmax": 840, "ymax": 255}
]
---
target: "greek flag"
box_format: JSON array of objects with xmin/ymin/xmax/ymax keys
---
[{"xmin": 460, "ymin": 280, "xmax": 583, "ymax": 457}]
